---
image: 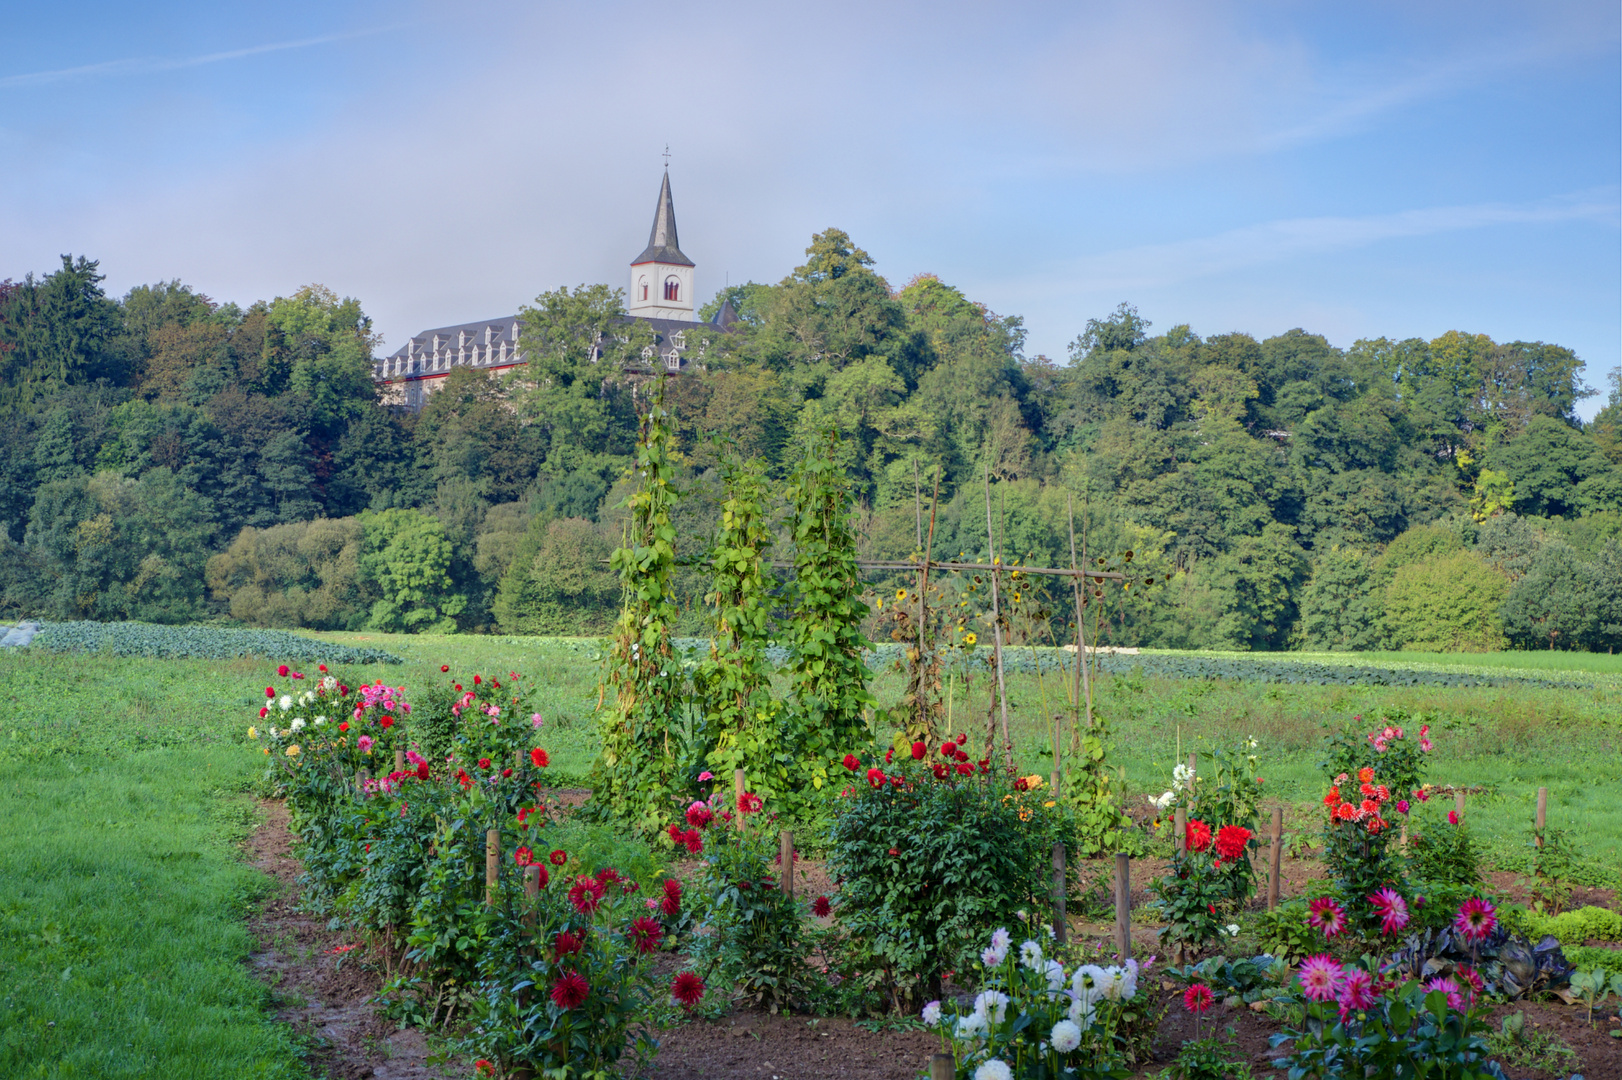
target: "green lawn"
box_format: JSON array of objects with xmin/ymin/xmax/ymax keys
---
[
  {"xmin": 1, "ymin": 633, "xmax": 1616, "ymax": 1078},
  {"xmin": 0, "ymin": 653, "xmax": 310, "ymax": 1080}
]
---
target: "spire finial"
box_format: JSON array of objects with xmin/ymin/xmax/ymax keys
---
[{"xmin": 662, "ymin": 144, "xmax": 670, "ymax": 169}]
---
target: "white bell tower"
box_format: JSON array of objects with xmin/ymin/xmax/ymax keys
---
[{"xmin": 628, "ymin": 169, "xmax": 695, "ymax": 321}]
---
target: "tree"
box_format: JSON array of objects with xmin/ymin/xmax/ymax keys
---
[
  {"xmin": 1295, "ymin": 547, "xmax": 1384, "ymax": 651},
  {"xmin": 358, "ymin": 508, "xmax": 466, "ymax": 632},
  {"xmin": 1383, "ymin": 551, "xmax": 1507, "ymax": 652},
  {"xmin": 205, "ymin": 517, "xmax": 371, "ymax": 629},
  {"xmin": 1499, "ymin": 539, "xmax": 1606, "ymax": 651},
  {"xmin": 491, "ymin": 517, "xmax": 616, "ymax": 634},
  {"xmin": 1490, "ymin": 415, "xmax": 1607, "ymax": 518},
  {"xmin": 0, "ymin": 256, "xmax": 130, "ymax": 393}
]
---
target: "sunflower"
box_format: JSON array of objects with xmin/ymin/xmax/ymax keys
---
[
  {"xmin": 896, "ymin": 588, "xmax": 907, "ymax": 600},
  {"xmin": 964, "ymin": 632, "xmax": 978, "ymax": 646},
  {"xmin": 1011, "ymin": 592, "xmax": 1022, "ymax": 602}
]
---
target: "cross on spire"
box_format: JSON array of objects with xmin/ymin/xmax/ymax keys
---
[{"xmin": 662, "ymin": 144, "xmax": 670, "ymax": 169}]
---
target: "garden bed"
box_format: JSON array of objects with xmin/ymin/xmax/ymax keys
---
[{"xmin": 243, "ymin": 799, "xmax": 1622, "ymax": 1080}]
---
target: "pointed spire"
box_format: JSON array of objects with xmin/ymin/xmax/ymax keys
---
[{"xmin": 631, "ymin": 170, "xmax": 694, "ymax": 267}]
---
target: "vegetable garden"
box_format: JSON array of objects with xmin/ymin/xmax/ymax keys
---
[{"xmin": 4, "ymin": 382, "xmax": 1621, "ymax": 1079}]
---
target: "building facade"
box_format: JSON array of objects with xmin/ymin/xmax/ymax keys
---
[{"xmin": 375, "ymin": 170, "xmax": 732, "ymax": 410}]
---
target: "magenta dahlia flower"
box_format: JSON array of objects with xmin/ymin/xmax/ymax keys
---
[
  {"xmin": 1337, "ymin": 967, "xmax": 1377, "ymax": 1013},
  {"xmin": 1453, "ymin": 897, "xmax": 1497, "ymax": 941},
  {"xmin": 1308, "ymin": 896, "xmax": 1348, "ymax": 938},
  {"xmin": 1424, "ymin": 975, "xmax": 1463, "ymax": 1010},
  {"xmin": 1298, "ymin": 954, "xmax": 1344, "ymax": 1003},
  {"xmin": 1369, "ymin": 887, "xmax": 1410, "ymax": 936}
]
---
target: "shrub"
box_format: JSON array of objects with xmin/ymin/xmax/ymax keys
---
[
  {"xmin": 1409, "ymin": 808, "xmax": 1483, "ymax": 886},
  {"xmin": 1148, "ymin": 817, "xmax": 1256, "ymax": 955},
  {"xmin": 1502, "ymin": 905, "xmax": 1622, "ymax": 946},
  {"xmin": 826, "ymin": 740, "xmax": 1075, "ymax": 1009}
]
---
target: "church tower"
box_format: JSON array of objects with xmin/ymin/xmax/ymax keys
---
[{"xmin": 628, "ymin": 170, "xmax": 696, "ymax": 321}]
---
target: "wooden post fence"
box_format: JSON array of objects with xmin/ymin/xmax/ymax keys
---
[
  {"xmin": 1114, "ymin": 853, "xmax": 1131, "ymax": 959},
  {"xmin": 929, "ymin": 1053, "xmax": 954, "ymax": 1080},
  {"xmin": 1267, "ymin": 807, "xmax": 1284, "ymax": 911},
  {"xmin": 485, "ymin": 828, "xmax": 500, "ymax": 906},
  {"xmin": 779, "ymin": 831, "xmax": 794, "ymax": 898},
  {"xmin": 394, "ymin": 749, "xmax": 405, "ymax": 773},
  {"xmin": 1051, "ymin": 767, "xmax": 1066, "ymax": 945}
]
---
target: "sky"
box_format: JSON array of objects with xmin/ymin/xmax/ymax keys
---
[{"xmin": 2, "ymin": 0, "xmax": 1618, "ymax": 417}]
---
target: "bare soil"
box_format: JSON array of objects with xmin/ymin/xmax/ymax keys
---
[{"xmin": 244, "ymin": 801, "xmax": 1622, "ymax": 1080}]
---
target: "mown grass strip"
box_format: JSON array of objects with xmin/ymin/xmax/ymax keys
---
[{"xmin": 0, "ymin": 653, "xmax": 309, "ymax": 1080}]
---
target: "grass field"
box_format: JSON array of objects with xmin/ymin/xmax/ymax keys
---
[
  {"xmin": 2, "ymin": 632, "xmax": 1617, "ymax": 1076},
  {"xmin": 0, "ymin": 652, "xmax": 309, "ymax": 1079}
]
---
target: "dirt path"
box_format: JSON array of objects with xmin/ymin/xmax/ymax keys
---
[{"xmin": 247, "ymin": 799, "xmax": 461, "ymax": 1080}]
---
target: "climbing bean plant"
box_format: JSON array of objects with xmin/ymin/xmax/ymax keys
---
[
  {"xmin": 588, "ymin": 376, "xmax": 686, "ymax": 832},
  {"xmin": 695, "ymin": 451, "xmax": 781, "ymax": 799},
  {"xmin": 783, "ymin": 429, "xmax": 876, "ymax": 796}
]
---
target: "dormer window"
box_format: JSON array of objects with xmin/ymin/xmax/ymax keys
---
[{"xmin": 664, "ymin": 278, "xmax": 680, "ymax": 302}]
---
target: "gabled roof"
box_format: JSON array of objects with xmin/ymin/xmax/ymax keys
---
[{"xmin": 630, "ymin": 170, "xmax": 694, "ymax": 267}]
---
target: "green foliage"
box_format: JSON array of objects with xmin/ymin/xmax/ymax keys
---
[
  {"xmin": 1162, "ymin": 1034, "xmax": 1256, "ymax": 1080},
  {"xmin": 1270, "ymin": 979, "xmax": 1501, "ymax": 1080},
  {"xmin": 825, "ymin": 753, "xmax": 1075, "ymax": 1007},
  {"xmin": 1382, "ymin": 551, "xmax": 1508, "ymax": 651},
  {"xmin": 1409, "ymin": 809, "xmax": 1483, "ymax": 887},
  {"xmin": 358, "ymin": 507, "xmax": 468, "ymax": 633},
  {"xmin": 1501, "ymin": 904, "xmax": 1622, "ymax": 946},
  {"xmin": 591, "ymin": 377, "xmax": 687, "ymax": 832},
  {"xmin": 783, "ymin": 429, "xmax": 877, "ymax": 785},
  {"xmin": 1256, "ymin": 900, "xmax": 1321, "ymax": 962},
  {"xmin": 685, "ymin": 822, "xmax": 818, "ymax": 1012},
  {"xmin": 205, "ymin": 516, "xmax": 374, "ymax": 629},
  {"xmin": 26, "ymin": 618, "xmax": 399, "ymax": 663},
  {"xmin": 491, "ymin": 516, "xmax": 618, "ymax": 635},
  {"xmin": 694, "ymin": 453, "xmax": 781, "ymax": 800}
]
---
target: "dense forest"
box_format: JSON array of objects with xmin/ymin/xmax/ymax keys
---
[{"xmin": 2, "ymin": 233, "xmax": 1620, "ymax": 651}]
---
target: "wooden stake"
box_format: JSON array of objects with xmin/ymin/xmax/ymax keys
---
[
  {"xmin": 1114, "ymin": 853, "xmax": 1131, "ymax": 959},
  {"xmin": 929, "ymin": 1053, "xmax": 955, "ymax": 1080},
  {"xmin": 779, "ymin": 831, "xmax": 794, "ymax": 897},
  {"xmin": 1268, "ymin": 807, "xmax": 1284, "ymax": 911},
  {"xmin": 1067, "ymin": 494, "xmax": 1094, "ymax": 737},
  {"xmin": 1455, "ymin": 791, "xmax": 1466, "ymax": 821},
  {"xmin": 1535, "ymin": 786, "xmax": 1548, "ymax": 847},
  {"xmin": 394, "ymin": 749, "xmax": 405, "ymax": 774},
  {"xmin": 485, "ymin": 828, "xmax": 500, "ymax": 906},
  {"xmin": 983, "ymin": 466, "xmax": 1013, "ymax": 770},
  {"xmin": 1174, "ymin": 807, "xmax": 1187, "ymax": 852}
]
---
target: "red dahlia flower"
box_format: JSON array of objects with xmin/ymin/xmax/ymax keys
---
[
  {"xmin": 338, "ymin": 721, "xmax": 349, "ymax": 732},
  {"xmin": 1183, "ymin": 984, "xmax": 1213, "ymax": 1014},
  {"xmin": 1214, "ymin": 825, "xmax": 1252, "ymax": 861},
  {"xmin": 1185, "ymin": 819, "xmax": 1213, "ymax": 853},
  {"xmin": 530, "ymin": 747, "xmax": 549, "ymax": 768},
  {"xmin": 277, "ymin": 664, "xmax": 289, "ymax": 677},
  {"xmin": 568, "ymin": 877, "xmax": 606, "ymax": 914},
  {"xmin": 266, "ymin": 687, "xmax": 275, "ymax": 698},
  {"xmin": 685, "ymin": 804, "xmax": 713, "ymax": 829},
  {"xmin": 554, "ymin": 930, "xmax": 582, "ymax": 956},
  {"xmin": 812, "ymin": 895, "xmax": 832, "ymax": 917},
  {"xmin": 595, "ymin": 867, "xmax": 621, "ymax": 886},
  {"xmin": 440, "ymin": 665, "xmax": 449, "ymax": 672},
  {"xmin": 550, "ymin": 970, "xmax": 589, "ymax": 1009},
  {"xmin": 318, "ymin": 664, "xmax": 327, "ymax": 673},
  {"xmin": 885, "ymin": 748, "xmax": 894, "ymax": 764},
  {"xmin": 661, "ymin": 877, "xmax": 682, "ymax": 916},
  {"xmin": 684, "ymin": 832, "xmax": 703, "ymax": 855},
  {"xmin": 671, "ymin": 970, "xmax": 705, "ymax": 1007},
  {"xmin": 259, "ymin": 707, "xmax": 269, "ymax": 718},
  {"xmin": 473, "ymin": 674, "xmax": 481, "ymax": 685},
  {"xmin": 910, "ymin": 741, "xmax": 926, "ymax": 760},
  {"xmin": 379, "ymin": 715, "xmax": 394, "ymax": 729},
  {"xmin": 931, "ymin": 763, "xmax": 948, "ymax": 780},
  {"xmin": 866, "ymin": 767, "xmax": 886, "ymax": 788},
  {"xmin": 514, "ymin": 846, "xmax": 533, "ymax": 866},
  {"xmin": 954, "ymin": 762, "xmax": 973, "ymax": 776},
  {"xmin": 941, "ymin": 744, "xmax": 956, "ymax": 758},
  {"xmin": 477, "ymin": 757, "xmax": 491, "ymax": 770},
  {"xmin": 630, "ymin": 915, "xmax": 664, "ymax": 953},
  {"xmin": 842, "ymin": 753, "xmax": 860, "ymax": 771},
  {"xmin": 416, "ymin": 762, "xmax": 429, "ymax": 780},
  {"xmin": 737, "ymin": 791, "xmax": 763, "ymax": 814}
]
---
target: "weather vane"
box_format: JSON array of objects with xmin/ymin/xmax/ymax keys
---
[{"xmin": 662, "ymin": 144, "xmax": 670, "ymax": 169}]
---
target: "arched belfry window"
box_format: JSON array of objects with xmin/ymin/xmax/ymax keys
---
[
  {"xmin": 664, "ymin": 278, "xmax": 680, "ymax": 302},
  {"xmin": 639, "ymin": 277, "xmax": 649, "ymax": 302}
]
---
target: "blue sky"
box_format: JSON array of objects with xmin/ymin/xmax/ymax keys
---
[{"xmin": 2, "ymin": 0, "xmax": 1617, "ymax": 416}]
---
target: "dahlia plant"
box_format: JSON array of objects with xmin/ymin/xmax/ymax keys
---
[
  {"xmin": 1319, "ymin": 766, "xmax": 1409, "ymax": 939},
  {"xmin": 1147, "ymin": 816, "xmax": 1255, "ymax": 956},
  {"xmin": 925, "ymin": 928, "xmax": 1146, "ymax": 1079}
]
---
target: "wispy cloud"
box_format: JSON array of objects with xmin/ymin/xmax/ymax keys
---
[
  {"xmin": 0, "ymin": 27, "xmax": 401, "ymax": 90},
  {"xmin": 1046, "ymin": 192, "xmax": 1619, "ymax": 293}
]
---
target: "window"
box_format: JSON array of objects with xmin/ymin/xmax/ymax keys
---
[
  {"xmin": 639, "ymin": 277, "xmax": 648, "ymax": 301},
  {"xmin": 664, "ymin": 278, "xmax": 680, "ymax": 302}
]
